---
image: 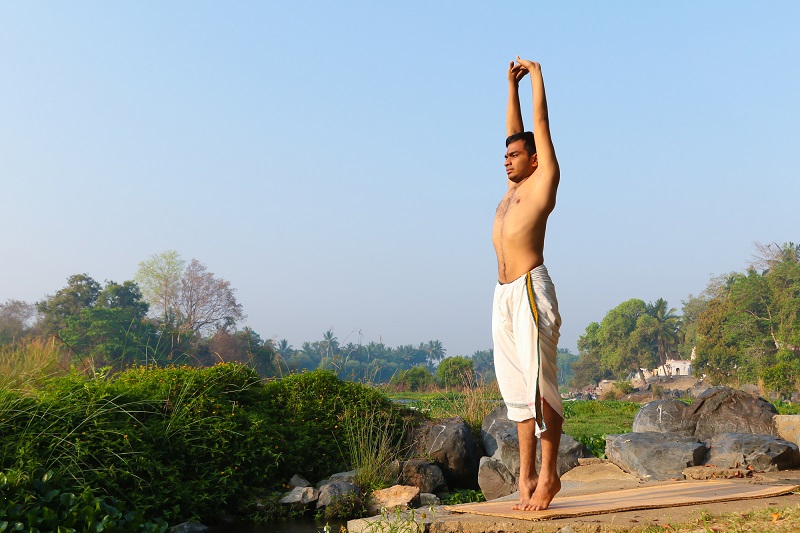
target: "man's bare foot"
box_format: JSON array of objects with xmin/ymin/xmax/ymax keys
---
[
  {"xmin": 511, "ymin": 476, "xmax": 538, "ymax": 510},
  {"xmin": 517, "ymin": 475, "xmax": 561, "ymax": 511}
]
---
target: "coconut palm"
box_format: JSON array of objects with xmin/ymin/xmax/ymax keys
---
[{"xmin": 646, "ymin": 298, "xmax": 681, "ymax": 367}]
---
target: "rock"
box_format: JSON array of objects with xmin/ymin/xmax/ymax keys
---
[
  {"xmin": 632, "ymin": 399, "xmax": 692, "ymax": 434},
  {"xmin": 415, "ymin": 416, "xmax": 480, "ymax": 489},
  {"xmin": 482, "ymin": 405, "xmax": 592, "ymax": 478},
  {"xmin": 688, "ymin": 386, "xmax": 778, "ymax": 441},
  {"xmin": 774, "ymin": 415, "xmax": 800, "ymax": 445},
  {"xmin": 682, "ymin": 466, "xmax": 752, "ymax": 480},
  {"xmin": 330, "ymin": 470, "xmax": 358, "ymax": 482},
  {"xmin": 401, "ymin": 459, "xmax": 448, "ymax": 494},
  {"xmin": 419, "ymin": 493, "xmax": 440, "ymax": 506},
  {"xmin": 289, "ymin": 474, "xmax": 311, "ymax": 488},
  {"xmin": 367, "ymin": 485, "xmax": 420, "ymax": 516},
  {"xmin": 707, "ymin": 433, "xmax": 800, "ymax": 471},
  {"xmin": 606, "ymin": 432, "xmax": 707, "ymax": 481},
  {"xmin": 317, "ymin": 480, "xmax": 358, "ymax": 508},
  {"xmin": 481, "ymin": 405, "xmax": 520, "ymax": 476},
  {"xmin": 477, "ymin": 455, "xmax": 517, "ymax": 501},
  {"xmin": 280, "ymin": 486, "xmax": 319, "ymax": 509},
  {"xmin": 543, "ymin": 434, "xmax": 594, "ymax": 477},
  {"xmin": 169, "ymin": 521, "xmax": 208, "ymax": 533}
]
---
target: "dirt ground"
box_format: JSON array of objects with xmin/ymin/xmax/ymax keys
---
[{"xmin": 347, "ymin": 462, "xmax": 800, "ymax": 533}]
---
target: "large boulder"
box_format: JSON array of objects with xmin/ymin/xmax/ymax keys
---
[
  {"xmin": 400, "ymin": 459, "xmax": 448, "ymax": 494},
  {"xmin": 414, "ymin": 417, "xmax": 479, "ymax": 489},
  {"xmin": 477, "ymin": 456, "xmax": 517, "ymax": 501},
  {"xmin": 688, "ymin": 387, "xmax": 777, "ymax": 441},
  {"xmin": 606, "ymin": 432, "xmax": 707, "ymax": 481},
  {"xmin": 478, "ymin": 405, "xmax": 592, "ymax": 500},
  {"xmin": 481, "ymin": 406, "xmax": 520, "ymax": 476},
  {"xmin": 632, "ymin": 399, "xmax": 692, "ymax": 434},
  {"xmin": 707, "ymin": 433, "xmax": 800, "ymax": 471}
]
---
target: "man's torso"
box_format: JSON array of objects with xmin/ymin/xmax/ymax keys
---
[{"xmin": 492, "ymin": 174, "xmax": 555, "ymax": 283}]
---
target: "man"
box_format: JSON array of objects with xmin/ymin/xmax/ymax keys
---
[{"xmin": 491, "ymin": 56, "xmax": 563, "ymax": 511}]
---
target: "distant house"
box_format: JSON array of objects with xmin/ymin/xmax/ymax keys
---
[
  {"xmin": 655, "ymin": 358, "xmax": 693, "ymax": 377},
  {"xmin": 639, "ymin": 358, "xmax": 694, "ymax": 380}
]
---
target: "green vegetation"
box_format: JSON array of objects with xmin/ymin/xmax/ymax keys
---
[
  {"xmin": 572, "ymin": 241, "xmax": 800, "ymax": 398},
  {"xmin": 0, "ymin": 365, "xmax": 407, "ymax": 527},
  {"xmin": 562, "ymin": 400, "xmax": 640, "ymax": 457}
]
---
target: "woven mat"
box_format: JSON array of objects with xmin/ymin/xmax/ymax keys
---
[{"xmin": 445, "ymin": 480, "xmax": 799, "ymax": 521}]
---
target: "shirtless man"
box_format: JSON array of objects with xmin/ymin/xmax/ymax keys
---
[{"xmin": 491, "ymin": 56, "xmax": 563, "ymax": 511}]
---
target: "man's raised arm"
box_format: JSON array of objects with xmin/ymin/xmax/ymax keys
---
[
  {"xmin": 506, "ymin": 61, "xmax": 528, "ymax": 137},
  {"xmin": 516, "ymin": 57, "xmax": 559, "ymax": 178}
]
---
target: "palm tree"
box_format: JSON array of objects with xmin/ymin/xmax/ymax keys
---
[
  {"xmin": 646, "ymin": 298, "xmax": 681, "ymax": 367},
  {"xmin": 422, "ymin": 340, "xmax": 446, "ymax": 369}
]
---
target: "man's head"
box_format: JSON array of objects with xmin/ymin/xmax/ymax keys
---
[
  {"xmin": 504, "ymin": 131, "xmax": 538, "ymax": 182},
  {"xmin": 506, "ymin": 131, "xmax": 536, "ymax": 155}
]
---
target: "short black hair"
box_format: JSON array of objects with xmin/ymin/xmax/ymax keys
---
[{"xmin": 505, "ymin": 131, "xmax": 536, "ymax": 155}]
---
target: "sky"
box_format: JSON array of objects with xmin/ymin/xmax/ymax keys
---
[{"xmin": 1, "ymin": 2, "xmax": 798, "ymax": 357}]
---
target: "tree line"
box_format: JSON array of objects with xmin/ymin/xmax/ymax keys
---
[
  {"xmin": 6, "ymin": 250, "xmax": 569, "ymax": 384},
  {"xmin": 571, "ymin": 242, "xmax": 800, "ymax": 395}
]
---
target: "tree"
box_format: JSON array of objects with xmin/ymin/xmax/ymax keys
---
[
  {"xmin": 391, "ymin": 365, "xmax": 436, "ymax": 391},
  {"xmin": 573, "ymin": 321, "xmax": 609, "ymax": 387},
  {"xmin": 436, "ymin": 356, "xmax": 474, "ymax": 388},
  {"xmin": 58, "ymin": 279, "xmax": 156, "ymax": 366},
  {"xmin": 470, "ymin": 349, "xmax": 495, "ymax": 383},
  {"xmin": 556, "ymin": 348, "xmax": 579, "ymax": 386},
  {"xmin": 645, "ymin": 298, "xmax": 681, "ymax": 367},
  {"xmin": 37, "ymin": 274, "xmax": 101, "ymax": 335},
  {"xmin": 0, "ymin": 299, "xmax": 37, "ymax": 345},
  {"xmin": 174, "ymin": 259, "xmax": 245, "ymax": 337},
  {"xmin": 135, "ymin": 250, "xmax": 185, "ymax": 320},
  {"xmin": 421, "ymin": 340, "xmax": 446, "ymax": 369}
]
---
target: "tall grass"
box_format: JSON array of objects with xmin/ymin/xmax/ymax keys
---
[
  {"xmin": 0, "ymin": 337, "xmax": 67, "ymax": 391},
  {"xmin": 339, "ymin": 405, "xmax": 408, "ymax": 492},
  {"xmin": 412, "ymin": 375, "xmax": 502, "ymax": 436}
]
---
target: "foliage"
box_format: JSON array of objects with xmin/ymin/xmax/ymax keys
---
[
  {"xmin": 556, "ymin": 348, "xmax": 579, "ymax": 386},
  {"xmin": 562, "ymin": 400, "xmax": 640, "ymax": 458},
  {"xmin": 390, "ymin": 365, "xmax": 436, "ymax": 392},
  {"xmin": 260, "ymin": 369, "xmax": 406, "ymax": 482},
  {"xmin": 694, "ymin": 242, "xmax": 800, "ymax": 390},
  {"xmin": 0, "ymin": 469, "xmax": 168, "ymax": 532},
  {"xmin": 441, "ymin": 490, "xmax": 485, "ymax": 505},
  {"xmin": 339, "ymin": 404, "xmax": 408, "ymax": 493},
  {"xmin": 411, "ymin": 382, "xmax": 501, "ymax": 438},
  {"xmin": 0, "ymin": 338, "xmax": 65, "ymax": 391},
  {"xmin": 436, "ymin": 356, "xmax": 474, "ymax": 389},
  {"xmin": 574, "ymin": 298, "xmax": 682, "ymax": 384},
  {"xmin": 0, "ymin": 363, "xmax": 280, "ymax": 524},
  {"xmin": 317, "ymin": 491, "xmax": 368, "ymax": 520}
]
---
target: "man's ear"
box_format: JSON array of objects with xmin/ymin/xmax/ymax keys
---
[{"xmin": 530, "ymin": 152, "xmax": 539, "ymax": 170}]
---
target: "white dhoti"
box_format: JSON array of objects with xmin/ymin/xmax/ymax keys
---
[{"xmin": 492, "ymin": 264, "xmax": 563, "ymax": 436}]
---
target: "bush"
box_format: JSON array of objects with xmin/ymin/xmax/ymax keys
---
[
  {"xmin": 0, "ymin": 469, "xmax": 167, "ymax": 532},
  {"xmin": 390, "ymin": 365, "xmax": 436, "ymax": 392},
  {"xmin": 259, "ymin": 369, "xmax": 406, "ymax": 483},
  {"xmin": 0, "ymin": 363, "xmax": 281, "ymax": 524},
  {"xmin": 436, "ymin": 357, "xmax": 474, "ymax": 389}
]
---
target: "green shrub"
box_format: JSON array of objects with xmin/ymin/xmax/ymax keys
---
[
  {"xmin": 0, "ymin": 363, "xmax": 281, "ymax": 524},
  {"xmin": 260, "ymin": 369, "xmax": 406, "ymax": 482},
  {"xmin": 0, "ymin": 469, "xmax": 167, "ymax": 532}
]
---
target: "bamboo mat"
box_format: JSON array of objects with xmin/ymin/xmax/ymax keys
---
[{"xmin": 445, "ymin": 480, "xmax": 800, "ymax": 521}]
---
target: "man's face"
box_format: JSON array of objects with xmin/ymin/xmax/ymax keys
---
[{"xmin": 504, "ymin": 140, "xmax": 537, "ymax": 182}]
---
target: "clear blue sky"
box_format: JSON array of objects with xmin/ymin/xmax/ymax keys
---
[{"xmin": 1, "ymin": 2, "xmax": 798, "ymax": 356}]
